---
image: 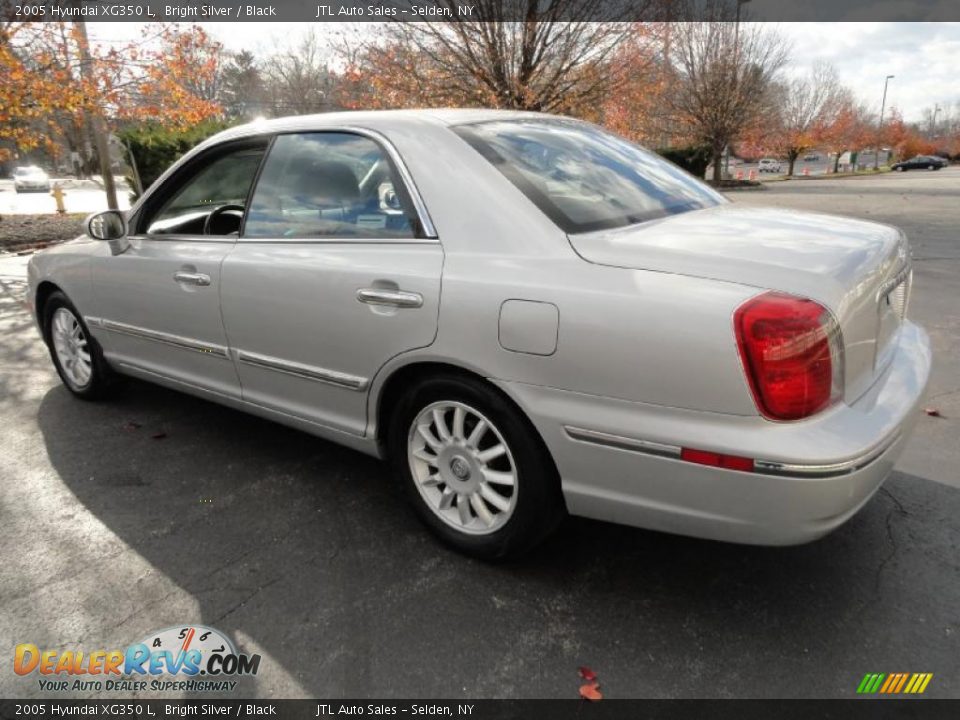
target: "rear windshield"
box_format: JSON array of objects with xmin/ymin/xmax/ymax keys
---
[{"xmin": 454, "ymin": 120, "xmax": 724, "ymax": 234}]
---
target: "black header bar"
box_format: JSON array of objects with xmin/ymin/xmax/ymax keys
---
[
  {"xmin": 3, "ymin": 0, "xmax": 960, "ymax": 22},
  {"xmin": 3, "ymin": 699, "xmax": 960, "ymax": 720}
]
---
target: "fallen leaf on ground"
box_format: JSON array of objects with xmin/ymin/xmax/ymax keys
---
[
  {"xmin": 579, "ymin": 682, "xmax": 602, "ymax": 701},
  {"xmin": 150, "ymin": 432, "xmax": 168, "ymax": 440},
  {"xmin": 578, "ymin": 666, "xmax": 597, "ymax": 681},
  {"xmin": 924, "ymin": 407, "xmax": 942, "ymax": 417}
]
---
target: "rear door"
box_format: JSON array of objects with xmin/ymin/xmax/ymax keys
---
[
  {"xmin": 219, "ymin": 130, "xmax": 442, "ymax": 436},
  {"xmin": 90, "ymin": 139, "xmax": 268, "ymax": 398}
]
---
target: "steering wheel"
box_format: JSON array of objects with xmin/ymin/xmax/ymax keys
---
[{"xmin": 203, "ymin": 204, "xmax": 245, "ymax": 235}]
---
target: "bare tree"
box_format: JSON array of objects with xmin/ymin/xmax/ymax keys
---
[
  {"xmin": 342, "ymin": 0, "xmax": 667, "ymax": 114},
  {"xmin": 770, "ymin": 62, "xmax": 843, "ymax": 175},
  {"xmin": 668, "ymin": 20, "xmax": 789, "ymax": 183},
  {"xmin": 261, "ymin": 30, "xmax": 338, "ymax": 116}
]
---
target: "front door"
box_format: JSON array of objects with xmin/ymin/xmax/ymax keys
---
[
  {"xmin": 90, "ymin": 140, "xmax": 268, "ymax": 398},
  {"xmin": 219, "ymin": 131, "xmax": 443, "ymax": 436}
]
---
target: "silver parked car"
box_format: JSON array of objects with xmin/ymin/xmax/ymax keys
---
[
  {"xmin": 27, "ymin": 110, "xmax": 931, "ymax": 558},
  {"xmin": 13, "ymin": 165, "xmax": 51, "ymax": 192}
]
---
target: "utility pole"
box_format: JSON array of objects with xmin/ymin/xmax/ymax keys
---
[
  {"xmin": 73, "ymin": 21, "xmax": 118, "ymax": 210},
  {"xmin": 931, "ymin": 104, "xmax": 942, "ymax": 136},
  {"xmin": 875, "ymin": 74, "xmax": 894, "ymax": 170}
]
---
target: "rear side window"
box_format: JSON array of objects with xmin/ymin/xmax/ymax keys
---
[
  {"xmin": 243, "ymin": 132, "xmax": 419, "ymax": 239},
  {"xmin": 454, "ymin": 120, "xmax": 724, "ymax": 234}
]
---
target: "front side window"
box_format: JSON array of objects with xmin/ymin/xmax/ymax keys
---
[
  {"xmin": 243, "ymin": 133, "xmax": 418, "ymax": 239},
  {"xmin": 454, "ymin": 120, "xmax": 725, "ymax": 234},
  {"xmin": 144, "ymin": 144, "xmax": 266, "ymax": 235}
]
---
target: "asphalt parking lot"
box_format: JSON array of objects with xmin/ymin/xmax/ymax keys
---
[{"xmin": 1, "ymin": 168, "xmax": 957, "ymax": 700}]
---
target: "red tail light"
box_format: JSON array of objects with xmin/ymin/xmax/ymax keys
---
[
  {"xmin": 681, "ymin": 448, "xmax": 754, "ymax": 472},
  {"xmin": 734, "ymin": 292, "xmax": 843, "ymax": 421}
]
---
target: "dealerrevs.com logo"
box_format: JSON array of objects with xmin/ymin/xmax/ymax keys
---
[{"xmin": 14, "ymin": 625, "xmax": 261, "ymax": 693}]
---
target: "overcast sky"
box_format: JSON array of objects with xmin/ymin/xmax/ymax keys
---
[{"xmin": 88, "ymin": 22, "xmax": 960, "ymax": 123}]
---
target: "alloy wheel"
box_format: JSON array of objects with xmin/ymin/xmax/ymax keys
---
[
  {"xmin": 51, "ymin": 307, "xmax": 92, "ymax": 389},
  {"xmin": 407, "ymin": 401, "xmax": 518, "ymax": 535}
]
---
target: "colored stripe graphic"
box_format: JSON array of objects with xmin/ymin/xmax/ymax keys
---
[{"xmin": 857, "ymin": 672, "xmax": 933, "ymax": 694}]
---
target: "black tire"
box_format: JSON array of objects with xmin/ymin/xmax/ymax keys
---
[
  {"xmin": 387, "ymin": 374, "xmax": 565, "ymax": 560},
  {"xmin": 42, "ymin": 290, "xmax": 115, "ymax": 400}
]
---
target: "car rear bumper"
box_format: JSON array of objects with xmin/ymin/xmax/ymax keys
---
[{"xmin": 497, "ymin": 321, "xmax": 932, "ymax": 545}]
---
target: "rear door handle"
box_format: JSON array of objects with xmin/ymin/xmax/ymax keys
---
[
  {"xmin": 356, "ymin": 288, "xmax": 423, "ymax": 308},
  {"xmin": 174, "ymin": 271, "xmax": 211, "ymax": 287}
]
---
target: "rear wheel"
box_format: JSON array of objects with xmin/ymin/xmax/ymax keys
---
[
  {"xmin": 388, "ymin": 375, "xmax": 565, "ymax": 559},
  {"xmin": 43, "ymin": 291, "xmax": 114, "ymax": 400}
]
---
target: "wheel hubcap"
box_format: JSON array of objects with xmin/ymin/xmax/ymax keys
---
[
  {"xmin": 408, "ymin": 401, "xmax": 518, "ymax": 535},
  {"xmin": 51, "ymin": 307, "xmax": 92, "ymax": 389}
]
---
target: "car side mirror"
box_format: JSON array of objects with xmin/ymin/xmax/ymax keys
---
[{"xmin": 86, "ymin": 210, "xmax": 129, "ymax": 255}]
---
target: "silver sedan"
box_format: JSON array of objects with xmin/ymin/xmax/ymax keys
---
[{"xmin": 26, "ymin": 110, "xmax": 932, "ymax": 558}]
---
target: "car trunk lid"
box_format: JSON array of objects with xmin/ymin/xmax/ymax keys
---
[{"xmin": 568, "ymin": 204, "xmax": 911, "ymax": 405}]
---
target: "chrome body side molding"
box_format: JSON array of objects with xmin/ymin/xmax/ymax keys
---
[
  {"xmin": 236, "ymin": 350, "xmax": 368, "ymax": 391},
  {"xmin": 90, "ymin": 317, "xmax": 229, "ymax": 358}
]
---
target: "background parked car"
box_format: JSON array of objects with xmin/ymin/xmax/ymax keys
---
[
  {"xmin": 12, "ymin": 166, "xmax": 51, "ymax": 192},
  {"xmin": 891, "ymin": 155, "xmax": 948, "ymax": 171},
  {"xmin": 758, "ymin": 158, "xmax": 782, "ymax": 173}
]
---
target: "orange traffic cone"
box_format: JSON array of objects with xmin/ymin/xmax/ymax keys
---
[
  {"xmin": 748, "ymin": 169, "xmax": 757, "ymax": 181},
  {"xmin": 803, "ymin": 167, "xmax": 810, "ymax": 176},
  {"xmin": 736, "ymin": 169, "xmax": 744, "ymax": 180}
]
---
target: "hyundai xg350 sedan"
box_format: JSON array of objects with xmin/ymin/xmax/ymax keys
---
[{"xmin": 27, "ymin": 110, "xmax": 931, "ymax": 558}]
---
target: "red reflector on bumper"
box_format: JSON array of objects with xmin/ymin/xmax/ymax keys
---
[{"xmin": 681, "ymin": 448, "xmax": 754, "ymax": 472}]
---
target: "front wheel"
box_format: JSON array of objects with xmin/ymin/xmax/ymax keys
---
[
  {"xmin": 388, "ymin": 375, "xmax": 565, "ymax": 560},
  {"xmin": 43, "ymin": 291, "xmax": 114, "ymax": 400}
]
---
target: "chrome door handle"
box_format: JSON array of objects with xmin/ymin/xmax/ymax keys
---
[
  {"xmin": 173, "ymin": 271, "xmax": 211, "ymax": 287},
  {"xmin": 356, "ymin": 288, "xmax": 423, "ymax": 308}
]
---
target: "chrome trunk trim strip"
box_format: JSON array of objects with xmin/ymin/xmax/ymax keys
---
[
  {"xmin": 94, "ymin": 317, "xmax": 229, "ymax": 358},
  {"xmin": 564, "ymin": 425, "xmax": 900, "ymax": 478},
  {"xmin": 752, "ymin": 432, "xmax": 900, "ymax": 478},
  {"xmin": 236, "ymin": 350, "xmax": 368, "ymax": 391}
]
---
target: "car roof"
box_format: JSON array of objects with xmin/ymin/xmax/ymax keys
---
[{"xmin": 207, "ymin": 108, "xmax": 561, "ymax": 146}]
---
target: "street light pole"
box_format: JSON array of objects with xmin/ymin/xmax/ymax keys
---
[
  {"xmin": 875, "ymin": 74, "xmax": 894, "ymax": 170},
  {"xmin": 735, "ymin": 0, "xmax": 751, "ymax": 44},
  {"xmin": 932, "ymin": 104, "xmax": 942, "ymax": 136},
  {"xmin": 726, "ymin": 0, "xmax": 751, "ymax": 179}
]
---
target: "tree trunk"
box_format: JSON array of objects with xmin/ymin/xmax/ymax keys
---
[
  {"xmin": 712, "ymin": 149, "xmax": 723, "ymax": 184},
  {"xmin": 833, "ymin": 152, "xmax": 842, "ymax": 173},
  {"xmin": 74, "ymin": 21, "xmax": 118, "ymax": 210},
  {"xmin": 787, "ymin": 156, "xmax": 797, "ymax": 177}
]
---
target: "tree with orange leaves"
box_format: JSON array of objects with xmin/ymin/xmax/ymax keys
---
[
  {"xmin": 600, "ymin": 26, "xmax": 679, "ymax": 147},
  {"xmin": 0, "ymin": 22, "xmax": 223, "ymax": 186},
  {"xmin": 882, "ymin": 108, "xmax": 938, "ymax": 161},
  {"xmin": 767, "ymin": 62, "xmax": 843, "ymax": 176}
]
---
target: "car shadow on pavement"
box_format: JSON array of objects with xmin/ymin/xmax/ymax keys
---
[{"xmin": 36, "ymin": 380, "xmax": 960, "ymax": 698}]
